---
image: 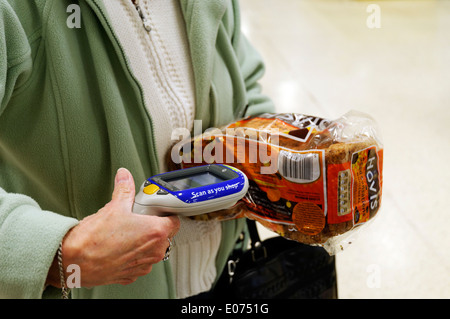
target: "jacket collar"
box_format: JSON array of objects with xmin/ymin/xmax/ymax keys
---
[{"xmin": 85, "ymin": 0, "xmax": 228, "ymax": 129}]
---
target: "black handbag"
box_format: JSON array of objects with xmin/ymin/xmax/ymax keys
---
[{"xmin": 213, "ymin": 219, "xmax": 338, "ymax": 299}]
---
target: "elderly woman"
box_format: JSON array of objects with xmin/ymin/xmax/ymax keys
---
[{"xmin": 0, "ymin": 0, "xmax": 273, "ymax": 298}]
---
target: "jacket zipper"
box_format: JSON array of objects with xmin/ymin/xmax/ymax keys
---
[
  {"xmin": 130, "ymin": 0, "xmax": 190, "ymax": 131},
  {"xmin": 131, "ymin": 0, "xmax": 152, "ymax": 32}
]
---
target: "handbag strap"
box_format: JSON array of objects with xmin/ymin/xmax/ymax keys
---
[
  {"xmin": 223, "ymin": 219, "xmax": 267, "ymax": 283},
  {"xmin": 246, "ymin": 219, "xmax": 261, "ymax": 248},
  {"xmin": 246, "ymin": 219, "xmax": 267, "ymax": 261}
]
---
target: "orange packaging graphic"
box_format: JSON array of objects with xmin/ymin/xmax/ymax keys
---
[
  {"xmin": 172, "ymin": 111, "xmax": 384, "ymax": 254},
  {"xmin": 327, "ymin": 146, "xmax": 383, "ymax": 225}
]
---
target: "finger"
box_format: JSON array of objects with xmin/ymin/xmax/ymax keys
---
[
  {"xmin": 138, "ymin": 214, "xmax": 180, "ymax": 239},
  {"xmin": 159, "ymin": 215, "xmax": 180, "ymax": 238},
  {"xmin": 117, "ymin": 278, "xmax": 138, "ymax": 286},
  {"xmin": 112, "ymin": 168, "xmax": 136, "ymax": 206},
  {"xmin": 119, "ymin": 262, "xmax": 154, "ymax": 278}
]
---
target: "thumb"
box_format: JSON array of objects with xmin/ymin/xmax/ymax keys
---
[{"xmin": 112, "ymin": 168, "xmax": 136, "ymax": 205}]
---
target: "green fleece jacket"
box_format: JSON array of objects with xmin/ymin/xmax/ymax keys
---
[{"xmin": 0, "ymin": 0, "xmax": 274, "ymax": 298}]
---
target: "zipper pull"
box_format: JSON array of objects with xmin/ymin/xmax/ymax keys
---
[
  {"xmin": 227, "ymin": 259, "xmax": 239, "ymax": 284},
  {"xmin": 132, "ymin": 0, "xmax": 152, "ymax": 32}
]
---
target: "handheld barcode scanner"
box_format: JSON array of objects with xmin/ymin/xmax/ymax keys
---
[{"xmin": 133, "ymin": 164, "xmax": 249, "ymax": 216}]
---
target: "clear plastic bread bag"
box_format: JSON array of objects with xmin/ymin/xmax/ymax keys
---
[{"xmin": 170, "ymin": 110, "xmax": 383, "ymax": 255}]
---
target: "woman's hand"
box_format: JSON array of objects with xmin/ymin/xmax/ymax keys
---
[{"xmin": 46, "ymin": 168, "xmax": 180, "ymax": 288}]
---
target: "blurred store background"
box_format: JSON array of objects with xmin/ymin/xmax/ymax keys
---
[{"xmin": 239, "ymin": 0, "xmax": 450, "ymax": 298}]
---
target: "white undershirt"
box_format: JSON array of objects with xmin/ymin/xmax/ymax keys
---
[{"xmin": 102, "ymin": 0, "xmax": 222, "ymax": 299}]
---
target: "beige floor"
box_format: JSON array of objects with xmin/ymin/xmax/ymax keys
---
[{"xmin": 239, "ymin": 0, "xmax": 450, "ymax": 298}]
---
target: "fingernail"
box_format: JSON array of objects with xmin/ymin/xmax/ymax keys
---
[{"xmin": 115, "ymin": 167, "xmax": 130, "ymax": 183}]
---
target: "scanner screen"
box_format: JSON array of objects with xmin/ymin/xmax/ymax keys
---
[{"xmin": 165, "ymin": 172, "xmax": 225, "ymax": 190}]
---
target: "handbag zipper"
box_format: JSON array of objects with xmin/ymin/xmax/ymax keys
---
[{"xmin": 131, "ymin": 0, "xmax": 152, "ymax": 32}]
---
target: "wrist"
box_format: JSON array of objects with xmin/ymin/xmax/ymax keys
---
[
  {"xmin": 45, "ymin": 251, "xmax": 62, "ymax": 288},
  {"xmin": 45, "ymin": 228, "xmax": 77, "ymax": 291}
]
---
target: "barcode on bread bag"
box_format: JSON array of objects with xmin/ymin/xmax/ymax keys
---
[
  {"xmin": 278, "ymin": 150, "xmax": 321, "ymax": 183},
  {"xmin": 338, "ymin": 169, "xmax": 351, "ymax": 216}
]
